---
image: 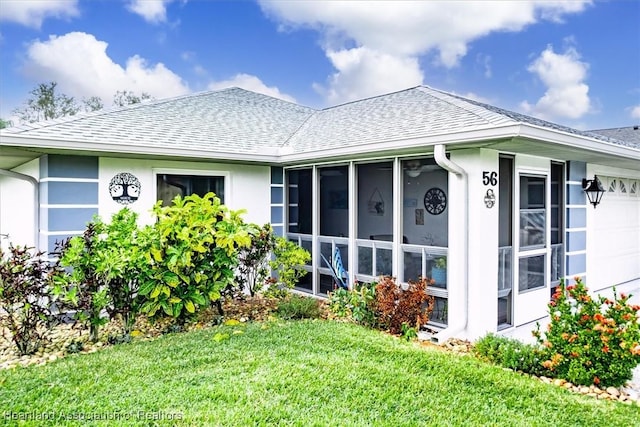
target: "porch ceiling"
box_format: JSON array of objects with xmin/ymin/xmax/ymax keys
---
[{"xmin": 0, "ymin": 146, "xmax": 43, "ymax": 170}]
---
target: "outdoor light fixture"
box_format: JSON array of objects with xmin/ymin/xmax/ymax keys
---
[{"xmin": 582, "ymin": 175, "xmax": 605, "ymax": 208}]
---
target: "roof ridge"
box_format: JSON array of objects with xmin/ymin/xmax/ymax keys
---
[{"xmin": 319, "ymin": 86, "xmax": 423, "ymax": 111}]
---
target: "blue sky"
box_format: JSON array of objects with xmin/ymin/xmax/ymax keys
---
[{"xmin": 0, "ymin": 0, "xmax": 638, "ymax": 130}]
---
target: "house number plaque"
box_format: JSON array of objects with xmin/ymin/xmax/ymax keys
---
[{"xmin": 482, "ymin": 171, "xmax": 497, "ymax": 208}]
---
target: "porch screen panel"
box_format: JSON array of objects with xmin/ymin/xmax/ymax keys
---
[
  {"xmin": 550, "ymin": 162, "xmax": 565, "ymax": 293},
  {"xmin": 319, "ymin": 165, "xmax": 349, "ymax": 237},
  {"xmin": 287, "ymin": 169, "xmax": 312, "ymax": 234},
  {"xmin": 356, "ymin": 162, "xmax": 393, "ymax": 278},
  {"xmin": 498, "ymin": 156, "xmax": 514, "ymax": 328}
]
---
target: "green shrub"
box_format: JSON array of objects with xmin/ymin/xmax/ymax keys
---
[
  {"xmin": 268, "ymin": 237, "xmax": 311, "ymax": 292},
  {"xmin": 137, "ymin": 193, "xmax": 253, "ymax": 324},
  {"xmin": 234, "ymin": 228, "xmax": 310, "ymax": 300},
  {"xmin": 533, "ymin": 277, "xmax": 640, "ymax": 387},
  {"xmin": 100, "ymin": 209, "xmax": 145, "ymax": 334},
  {"xmin": 328, "ymin": 281, "xmax": 377, "ymax": 328},
  {"xmin": 235, "ymin": 223, "xmax": 275, "ymax": 297},
  {"xmin": 474, "ymin": 333, "xmax": 547, "ymax": 376},
  {"xmin": 276, "ymin": 294, "xmax": 321, "ymax": 320},
  {"xmin": 0, "ymin": 245, "xmax": 64, "ymax": 355},
  {"xmin": 54, "ymin": 222, "xmax": 111, "ymax": 342},
  {"xmin": 54, "ymin": 209, "xmax": 144, "ymax": 340}
]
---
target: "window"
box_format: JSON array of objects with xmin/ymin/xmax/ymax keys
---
[
  {"xmin": 519, "ymin": 255, "xmax": 545, "ymax": 292},
  {"xmin": 156, "ymin": 174, "xmax": 224, "ymax": 206},
  {"xmin": 519, "ymin": 175, "xmax": 546, "ymax": 250},
  {"xmin": 518, "ymin": 174, "xmax": 547, "ymax": 293}
]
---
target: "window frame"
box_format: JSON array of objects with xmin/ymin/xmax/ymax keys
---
[{"xmin": 153, "ymin": 168, "xmax": 229, "ymax": 205}]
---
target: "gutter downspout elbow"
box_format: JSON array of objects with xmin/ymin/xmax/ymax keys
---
[
  {"xmin": 0, "ymin": 169, "xmax": 39, "ymax": 251},
  {"xmin": 432, "ymin": 145, "xmax": 468, "ymax": 343}
]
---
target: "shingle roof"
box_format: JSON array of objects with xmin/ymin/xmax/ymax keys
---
[
  {"xmin": 1, "ymin": 85, "xmax": 638, "ymax": 159},
  {"xmin": 444, "ymin": 91, "xmax": 639, "ymax": 149},
  {"xmin": 285, "ymin": 86, "xmax": 518, "ymax": 153},
  {"xmin": 587, "ymin": 126, "xmax": 640, "ymax": 149},
  {"xmin": 1, "ymin": 87, "xmax": 316, "ymax": 154}
]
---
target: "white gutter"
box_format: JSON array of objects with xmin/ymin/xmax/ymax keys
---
[
  {"xmin": 432, "ymin": 144, "xmax": 468, "ymax": 343},
  {"xmin": 0, "ymin": 169, "xmax": 39, "ymax": 251}
]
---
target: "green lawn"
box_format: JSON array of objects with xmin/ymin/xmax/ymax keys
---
[{"xmin": 1, "ymin": 320, "xmax": 637, "ymax": 426}]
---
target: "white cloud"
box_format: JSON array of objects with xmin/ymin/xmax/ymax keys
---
[
  {"xmin": 22, "ymin": 32, "xmax": 190, "ymax": 104},
  {"xmin": 126, "ymin": 0, "xmax": 175, "ymax": 24},
  {"xmin": 520, "ymin": 45, "xmax": 591, "ymax": 120},
  {"xmin": 207, "ymin": 74, "xmax": 296, "ymax": 103},
  {"xmin": 476, "ymin": 54, "xmax": 492, "ymax": 79},
  {"xmin": 0, "ymin": 0, "xmax": 79, "ymax": 28},
  {"xmin": 259, "ymin": 0, "xmax": 591, "ymax": 103},
  {"xmin": 631, "ymin": 105, "xmax": 640, "ymax": 120},
  {"xmin": 315, "ymin": 47, "xmax": 423, "ymax": 105}
]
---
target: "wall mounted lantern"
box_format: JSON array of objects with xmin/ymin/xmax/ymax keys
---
[{"xmin": 582, "ymin": 175, "xmax": 605, "ymax": 208}]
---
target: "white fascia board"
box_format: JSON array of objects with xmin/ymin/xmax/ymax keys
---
[
  {"xmin": 517, "ymin": 125, "xmax": 640, "ymax": 160},
  {"xmin": 0, "ymin": 135, "xmax": 281, "ymax": 163},
  {"xmin": 280, "ymin": 124, "xmax": 523, "ymax": 163}
]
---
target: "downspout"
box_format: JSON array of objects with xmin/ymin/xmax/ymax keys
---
[
  {"xmin": 0, "ymin": 169, "xmax": 39, "ymax": 251},
  {"xmin": 432, "ymin": 144, "xmax": 468, "ymax": 343}
]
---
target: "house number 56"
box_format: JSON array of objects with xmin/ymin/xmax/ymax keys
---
[{"xmin": 482, "ymin": 171, "xmax": 497, "ymax": 186}]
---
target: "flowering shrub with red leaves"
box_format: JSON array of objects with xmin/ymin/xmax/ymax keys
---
[
  {"xmin": 533, "ymin": 277, "xmax": 640, "ymax": 387},
  {"xmin": 374, "ymin": 277, "xmax": 434, "ymax": 335}
]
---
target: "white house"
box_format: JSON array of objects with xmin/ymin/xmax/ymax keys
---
[{"xmin": 1, "ymin": 86, "xmax": 639, "ymax": 342}]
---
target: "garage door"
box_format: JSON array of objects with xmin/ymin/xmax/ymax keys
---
[{"xmin": 589, "ymin": 176, "xmax": 640, "ymax": 290}]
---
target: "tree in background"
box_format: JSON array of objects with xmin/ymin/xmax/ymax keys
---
[
  {"xmin": 11, "ymin": 82, "xmax": 154, "ymax": 124},
  {"xmin": 113, "ymin": 90, "xmax": 153, "ymax": 107},
  {"xmin": 82, "ymin": 96, "xmax": 104, "ymax": 112},
  {"xmin": 0, "ymin": 118, "xmax": 11, "ymax": 129},
  {"xmin": 12, "ymin": 82, "xmax": 80, "ymax": 123}
]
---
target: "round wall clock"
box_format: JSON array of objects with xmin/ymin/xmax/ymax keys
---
[{"xmin": 424, "ymin": 187, "xmax": 447, "ymax": 215}]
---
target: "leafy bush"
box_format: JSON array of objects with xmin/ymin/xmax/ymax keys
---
[
  {"xmin": 54, "ymin": 222, "xmax": 111, "ymax": 342},
  {"xmin": 374, "ymin": 277, "xmax": 433, "ymax": 335},
  {"xmin": 235, "ymin": 223, "xmax": 275, "ymax": 297},
  {"xmin": 99, "ymin": 209, "xmax": 144, "ymax": 334},
  {"xmin": 268, "ymin": 237, "xmax": 311, "ymax": 292},
  {"xmin": 327, "ymin": 281, "xmax": 377, "ymax": 328},
  {"xmin": 54, "ymin": 209, "xmax": 144, "ymax": 340},
  {"xmin": 276, "ymin": 294, "xmax": 322, "ymax": 320},
  {"xmin": 474, "ymin": 333, "xmax": 547, "ymax": 376},
  {"xmin": 533, "ymin": 278, "xmax": 640, "ymax": 387},
  {"xmin": 0, "ymin": 246, "xmax": 64, "ymax": 355},
  {"xmin": 234, "ymin": 227, "xmax": 310, "ymax": 299},
  {"xmin": 137, "ymin": 193, "xmax": 253, "ymax": 323}
]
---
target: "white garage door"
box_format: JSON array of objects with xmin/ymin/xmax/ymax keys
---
[{"xmin": 589, "ymin": 177, "xmax": 640, "ymax": 290}]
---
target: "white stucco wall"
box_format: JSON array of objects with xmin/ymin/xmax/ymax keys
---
[
  {"xmin": 99, "ymin": 158, "xmax": 271, "ymax": 226},
  {"xmin": 0, "ymin": 159, "xmax": 40, "ymax": 251}
]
